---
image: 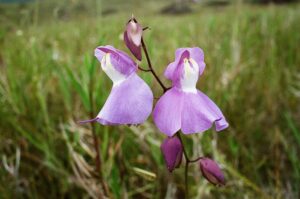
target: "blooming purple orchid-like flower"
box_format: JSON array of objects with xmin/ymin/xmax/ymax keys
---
[
  {"xmin": 161, "ymin": 136, "xmax": 183, "ymax": 172},
  {"xmin": 80, "ymin": 45, "xmax": 153, "ymax": 125},
  {"xmin": 123, "ymin": 17, "xmax": 143, "ymax": 61},
  {"xmin": 199, "ymin": 158, "xmax": 225, "ymax": 186},
  {"xmin": 153, "ymin": 47, "xmax": 229, "ymax": 136}
]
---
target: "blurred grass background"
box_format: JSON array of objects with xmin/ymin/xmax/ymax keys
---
[{"xmin": 0, "ymin": 0, "xmax": 300, "ymax": 198}]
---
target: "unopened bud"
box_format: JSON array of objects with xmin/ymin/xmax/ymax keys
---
[
  {"xmin": 161, "ymin": 136, "xmax": 183, "ymax": 172},
  {"xmin": 123, "ymin": 17, "xmax": 143, "ymax": 61},
  {"xmin": 199, "ymin": 158, "xmax": 225, "ymax": 186}
]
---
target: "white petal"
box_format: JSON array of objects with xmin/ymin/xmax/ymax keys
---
[
  {"xmin": 180, "ymin": 58, "xmax": 199, "ymax": 93},
  {"xmin": 101, "ymin": 53, "xmax": 127, "ymax": 86}
]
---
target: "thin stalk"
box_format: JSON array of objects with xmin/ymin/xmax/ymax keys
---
[
  {"xmin": 185, "ymin": 161, "xmax": 189, "ymax": 198},
  {"xmin": 176, "ymin": 132, "xmax": 204, "ymax": 198},
  {"xmin": 189, "ymin": 157, "xmax": 203, "ymax": 163},
  {"xmin": 138, "ymin": 66, "xmax": 151, "ymax": 72},
  {"xmin": 177, "ymin": 133, "xmax": 190, "ymax": 198},
  {"xmin": 141, "ymin": 38, "xmax": 167, "ymax": 92}
]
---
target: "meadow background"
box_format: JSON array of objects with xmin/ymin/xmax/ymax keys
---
[{"xmin": 0, "ymin": 0, "xmax": 300, "ymax": 198}]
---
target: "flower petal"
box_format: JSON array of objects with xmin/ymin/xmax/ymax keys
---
[
  {"xmin": 164, "ymin": 49, "xmax": 188, "ymax": 81},
  {"xmin": 95, "ymin": 45, "xmax": 137, "ymax": 76},
  {"xmin": 96, "ymin": 74, "xmax": 153, "ymax": 125},
  {"xmin": 153, "ymin": 88, "xmax": 184, "ymax": 136},
  {"xmin": 189, "ymin": 47, "xmax": 206, "ymax": 75},
  {"xmin": 164, "ymin": 47, "xmax": 206, "ymax": 80},
  {"xmin": 181, "ymin": 90, "xmax": 228, "ymax": 134},
  {"xmin": 198, "ymin": 91, "xmax": 229, "ymax": 131}
]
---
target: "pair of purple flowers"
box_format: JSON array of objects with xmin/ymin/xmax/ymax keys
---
[{"xmin": 81, "ymin": 17, "xmax": 228, "ymax": 186}]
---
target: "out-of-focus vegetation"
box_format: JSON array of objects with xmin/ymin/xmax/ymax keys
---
[{"xmin": 0, "ymin": 0, "xmax": 300, "ymax": 198}]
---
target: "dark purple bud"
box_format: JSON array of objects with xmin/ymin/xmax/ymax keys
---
[
  {"xmin": 199, "ymin": 158, "xmax": 225, "ymax": 186},
  {"xmin": 123, "ymin": 17, "xmax": 143, "ymax": 61},
  {"xmin": 161, "ymin": 136, "xmax": 183, "ymax": 172}
]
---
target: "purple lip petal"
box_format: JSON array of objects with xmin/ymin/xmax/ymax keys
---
[
  {"xmin": 80, "ymin": 74, "xmax": 153, "ymax": 125},
  {"xmin": 161, "ymin": 136, "xmax": 183, "ymax": 172},
  {"xmin": 96, "ymin": 74, "xmax": 153, "ymax": 125},
  {"xmin": 199, "ymin": 158, "xmax": 225, "ymax": 186},
  {"xmin": 153, "ymin": 88, "xmax": 228, "ymax": 136},
  {"xmin": 153, "ymin": 88, "xmax": 184, "ymax": 137},
  {"xmin": 181, "ymin": 91, "xmax": 228, "ymax": 134}
]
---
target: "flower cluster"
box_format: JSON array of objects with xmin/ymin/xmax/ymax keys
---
[{"xmin": 80, "ymin": 16, "xmax": 229, "ymax": 187}]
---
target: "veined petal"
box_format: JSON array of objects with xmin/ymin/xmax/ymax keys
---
[
  {"xmin": 97, "ymin": 74, "xmax": 153, "ymax": 125},
  {"xmin": 181, "ymin": 91, "xmax": 228, "ymax": 134},
  {"xmin": 153, "ymin": 88, "xmax": 184, "ymax": 136}
]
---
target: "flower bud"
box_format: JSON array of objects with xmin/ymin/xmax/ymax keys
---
[
  {"xmin": 123, "ymin": 17, "xmax": 143, "ymax": 61},
  {"xmin": 161, "ymin": 136, "xmax": 183, "ymax": 172},
  {"xmin": 199, "ymin": 158, "xmax": 225, "ymax": 186}
]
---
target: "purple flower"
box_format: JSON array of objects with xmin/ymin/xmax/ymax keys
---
[
  {"xmin": 123, "ymin": 17, "xmax": 143, "ymax": 61},
  {"xmin": 199, "ymin": 158, "xmax": 225, "ymax": 186},
  {"xmin": 153, "ymin": 47, "xmax": 229, "ymax": 136},
  {"xmin": 161, "ymin": 136, "xmax": 183, "ymax": 172},
  {"xmin": 80, "ymin": 45, "xmax": 153, "ymax": 125}
]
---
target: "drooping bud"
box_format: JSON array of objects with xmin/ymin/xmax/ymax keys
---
[
  {"xmin": 123, "ymin": 16, "xmax": 143, "ymax": 61},
  {"xmin": 161, "ymin": 136, "xmax": 183, "ymax": 172},
  {"xmin": 199, "ymin": 158, "xmax": 225, "ymax": 186}
]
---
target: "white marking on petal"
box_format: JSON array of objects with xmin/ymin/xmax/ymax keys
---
[
  {"xmin": 101, "ymin": 53, "xmax": 126, "ymax": 86},
  {"xmin": 180, "ymin": 58, "xmax": 199, "ymax": 93}
]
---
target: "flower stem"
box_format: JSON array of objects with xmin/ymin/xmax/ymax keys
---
[
  {"xmin": 185, "ymin": 160, "xmax": 189, "ymax": 198},
  {"xmin": 138, "ymin": 66, "xmax": 151, "ymax": 72},
  {"xmin": 141, "ymin": 38, "xmax": 167, "ymax": 92},
  {"xmin": 176, "ymin": 133, "xmax": 190, "ymax": 198},
  {"xmin": 176, "ymin": 132, "xmax": 204, "ymax": 199}
]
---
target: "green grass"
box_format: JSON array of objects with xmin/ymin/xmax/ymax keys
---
[{"xmin": 0, "ymin": 1, "xmax": 300, "ymax": 198}]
